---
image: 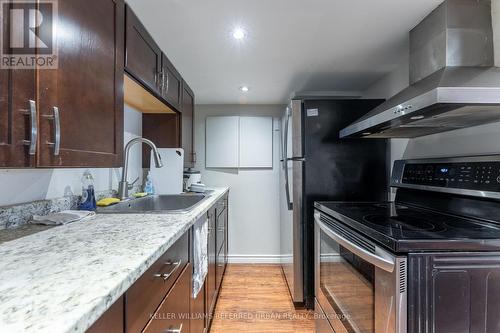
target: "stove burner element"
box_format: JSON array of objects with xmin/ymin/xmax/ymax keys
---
[{"xmin": 363, "ymin": 214, "xmax": 439, "ymax": 232}]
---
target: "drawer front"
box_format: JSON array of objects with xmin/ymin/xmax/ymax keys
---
[
  {"xmin": 143, "ymin": 263, "xmax": 191, "ymax": 333},
  {"xmin": 127, "ymin": 232, "xmax": 189, "ymax": 333}
]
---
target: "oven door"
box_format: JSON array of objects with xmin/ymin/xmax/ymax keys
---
[{"xmin": 314, "ymin": 211, "xmax": 407, "ymax": 333}]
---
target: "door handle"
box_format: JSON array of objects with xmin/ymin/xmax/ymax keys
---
[
  {"xmin": 21, "ymin": 100, "xmax": 37, "ymax": 155},
  {"xmin": 153, "ymin": 260, "xmax": 182, "ymax": 281},
  {"xmin": 165, "ymin": 71, "xmax": 170, "ymax": 95},
  {"xmin": 165, "ymin": 323, "xmax": 183, "ymax": 333},
  {"xmin": 43, "ymin": 106, "xmax": 61, "ymax": 156},
  {"xmin": 283, "ymin": 108, "xmax": 293, "ymax": 210}
]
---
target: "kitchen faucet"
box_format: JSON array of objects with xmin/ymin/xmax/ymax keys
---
[{"xmin": 118, "ymin": 138, "xmax": 163, "ymax": 200}]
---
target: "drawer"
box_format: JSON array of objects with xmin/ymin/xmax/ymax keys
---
[
  {"xmin": 315, "ymin": 299, "xmax": 335, "ymax": 333},
  {"xmin": 127, "ymin": 232, "xmax": 189, "ymax": 333},
  {"xmin": 143, "ymin": 263, "xmax": 191, "ymax": 333}
]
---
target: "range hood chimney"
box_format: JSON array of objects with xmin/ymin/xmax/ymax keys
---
[{"xmin": 340, "ymin": 0, "xmax": 500, "ymax": 139}]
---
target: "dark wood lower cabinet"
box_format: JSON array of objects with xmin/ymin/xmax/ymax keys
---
[
  {"xmin": 87, "ymin": 296, "xmax": 124, "ymax": 333},
  {"xmin": 191, "ymin": 281, "xmax": 206, "ymax": 333},
  {"xmin": 206, "ymin": 207, "xmax": 217, "ymax": 317},
  {"xmin": 87, "ymin": 195, "xmax": 229, "ymax": 333},
  {"xmin": 143, "ymin": 263, "xmax": 191, "ymax": 333},
  {"xmin": 126, "ymin": 232, "xmax": 188, "ymax": 333}
]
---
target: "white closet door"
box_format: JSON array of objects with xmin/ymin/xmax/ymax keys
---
[
  {"xmin": 239, "ymin": 117, "xmax": 273, "ymax": 168},
  {"xmin": 206, "ymin": 116, "xmax": 239, "ymax": 168}
]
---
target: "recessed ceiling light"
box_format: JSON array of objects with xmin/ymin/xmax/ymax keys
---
[
  {"xmin": 232, "ymin": 27, "xmax": 246, "ymax": 40},
  {"xmin": 240, "ymin": 86, "xmax": 249, "ymax": 92}
]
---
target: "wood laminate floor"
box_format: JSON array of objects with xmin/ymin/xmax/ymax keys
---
[{"xmin": 209, "ymin": 264, "xmax": 315, "ymax": 333}]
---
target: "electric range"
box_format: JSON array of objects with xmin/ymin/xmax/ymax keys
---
[
  {"xmin": 315, "ymin": 200, "xmax": 500, "ymax": 253},
  {"xmin": 314, "ymin": 155, "xmax": 500, "ymax": 333}
]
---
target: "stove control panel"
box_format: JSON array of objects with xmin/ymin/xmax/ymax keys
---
[{"xmin": 392, "ymin": 159, "xmax": 500, "ymax": 193}]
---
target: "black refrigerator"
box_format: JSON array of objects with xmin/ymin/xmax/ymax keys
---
[{"xmin": 279, "ymin": 98, "xmax": 388, "ymax": 309}]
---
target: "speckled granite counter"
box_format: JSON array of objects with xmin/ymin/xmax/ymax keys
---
[
  {"xmin": 0, "ymin": 187, "xmax": 228, "ymax": 333},
  {"xmin": 0, "ymin": 224, "xmax": 55, "ymax": 244}
]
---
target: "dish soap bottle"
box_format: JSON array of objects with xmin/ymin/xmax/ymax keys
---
[
  {"xmin": 79, "ymin": 170, "xmax": 97, "ymax": 211},
  {"xmin": 144, "ymin": 171, "xmax": 155, "ymax": 195}
]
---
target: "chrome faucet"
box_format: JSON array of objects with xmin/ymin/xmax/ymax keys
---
[{"xmin": 118, "ymin": 138, "xmax": 163, "ymax": 200}]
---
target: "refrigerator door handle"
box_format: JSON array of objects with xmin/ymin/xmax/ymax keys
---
[
  {"xmin": 284, "ymin": 107, "xmax": 293, "ymax": 211},
  {"xmin": 287, "ymin": 157, "xmax": 306, "ymax": 162}
]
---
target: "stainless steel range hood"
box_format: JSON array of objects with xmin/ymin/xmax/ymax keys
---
[{"xmin": 340, "ymin": 0, "xmax": 500, "ymax": 139}]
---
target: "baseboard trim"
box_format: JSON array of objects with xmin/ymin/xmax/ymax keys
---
[{"xmin": 227, "ymin": 254, "xmax": 283, "ymax": 264}]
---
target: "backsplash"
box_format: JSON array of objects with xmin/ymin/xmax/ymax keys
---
[
  {"xmin": 0, "ymin": 188, "xmax": 134, "ymax": 230},
  {"xmin": 0, "ymin": 196, "xmax": 80, "ymax": 229}
]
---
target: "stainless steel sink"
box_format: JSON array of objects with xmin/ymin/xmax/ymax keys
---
[{"xmin": 97, "ymin": 194, "xmax": 208, "ymax": 214}]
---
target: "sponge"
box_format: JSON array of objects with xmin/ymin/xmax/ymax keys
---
[{"xmin": 96, "ymin": 198, "xmax": 121, "ymax": 207}]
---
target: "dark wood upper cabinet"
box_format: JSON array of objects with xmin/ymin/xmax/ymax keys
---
[
  {"xmin": 160, "ymin": 54, "xmax": 182, "ymax": 110},
  {"xmin": 181, "ymin": 81, "xmax": 195, "ymax": 168},
  {"xmin": 37, "ymin": 0, "xmax": 124, "ymax": 167},
  {"xmin": 0, "ymin": 1, "xmax": 36, "ymax": 168},
  {"xmin": 124, "ymin": 5, "xmax": 162, "ymax": 94}
]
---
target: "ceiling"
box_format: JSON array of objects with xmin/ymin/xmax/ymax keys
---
[{"xmin": 127, "ymin": 0, "xmax": 443, "ymax": 105}]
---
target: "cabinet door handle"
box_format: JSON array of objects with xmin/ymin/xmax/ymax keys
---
[
  {"xmin": 43, "ymin": 106, "xmax": 61, "ymax": 156},
  {"xmin": 165, "ymin": 323, "xmax": 183, "ymax": 333},
  {"xmin": 161, "ymin": 71, "xmax": 166, "ymax": 95},
  {"xmin": 153, "ymin": 260, "xmax": 182, "ymax": 281},
  {"xmin": 21, "ymin": 100, "xmax": 37, "ymax": 155},
  {"xmin": 165, "ymin": 71, "xmax": 169, "ymax": 95}
]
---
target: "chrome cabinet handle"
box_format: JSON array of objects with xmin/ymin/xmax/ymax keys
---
[
  {"xmin": 165, "ymin": 323, "xmax": 183, "ymax": 333},
  {"xmin": 160, "ymin": 70, "xmax": 165, "ymax": 94},
  {"xmin": 153, "ymin": 260, "xmax": 182, "ymax": 281},
  {"xmin": 43, "ymin": 106, "xmax": 61, "ymax": 156},
  {"xmin": 166, "ymin": 72, "xmax": 170, "ymax": 95},
  {"xmin": 21, "ymin": 100, "xmax": 37, "ymax": 155}
]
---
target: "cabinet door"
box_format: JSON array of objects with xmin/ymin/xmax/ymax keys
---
[
  {"xmin": 239, "ymin": 117, "xmax": 273, "ymax": 168},
  {"xmin": 143, "ymin": 264, "xmax": 191, "ymax": 333},
  {"xmin": 206, "ymin": 117, "xmax": 239, "ymax": 168},
  {"xmin": 161, "ymin": 54, "xmax": 181, "ymax": 110},
  {"xmin": 181, "ymin": 81, "xmax": 195, "ymax": 168},
  {"xmin": 87, "ymin": 295, "xmax": 124, "ymax": 333},
  {"xmin": 125, "ymin": 5, "xmax": 162, "ymax": 93},
  {"xmin": 0, "ymin": 1, "xmax": 36, "ymax": 167},
  {"xmin": 207, "ymin": 208, "xmax": 217, "ymax": 316},
  {"xmin": 37, "ymin": 0, "xmax": 124, "ymax": 167}
]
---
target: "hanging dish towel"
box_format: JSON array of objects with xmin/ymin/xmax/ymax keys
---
[
  {"xmin": 30, "ymin": 210, "xmax": 96, "ymax": 226},
  {"xmin": 192, "ymin": 215, "xmax": 208, "ymax": 297}
]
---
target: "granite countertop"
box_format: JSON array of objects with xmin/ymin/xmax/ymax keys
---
[
  {"xmin": 0, "ymin": 224, "xmax": 55, "ymax": 244},
  {"xmin": 0, "ymin": 187, "xmax": 229, "ymax": 333}
]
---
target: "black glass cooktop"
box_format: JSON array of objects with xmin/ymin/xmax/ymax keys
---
[{"xmin": 315, "ymin": 201, "xmax": 500, "ymax": 252}]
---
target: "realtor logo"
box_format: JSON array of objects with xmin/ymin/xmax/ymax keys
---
[{"xmin": 0, "ymin": 0, "xmax": 58, "ymax": 69}]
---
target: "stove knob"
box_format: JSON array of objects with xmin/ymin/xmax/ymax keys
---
[{"xmin": 497, "ymin": 176, "xmax": 500, "ymax": 184}]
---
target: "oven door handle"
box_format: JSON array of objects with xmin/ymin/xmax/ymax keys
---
[{"xmin": 316, "ymin": 217, "xmax": 396, "ymax": 273}]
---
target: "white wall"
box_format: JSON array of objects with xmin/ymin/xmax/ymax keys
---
[
  {"xmin": 362, "ymin": 6, "xmax": 500, "ymax": 164},
  {"xmin": 194, "ymin": 104, "xmax": 284, "ymax": 262},
  {"xmin": 0, "ymin": 104, "xmax": 143, "ymax": 207}
]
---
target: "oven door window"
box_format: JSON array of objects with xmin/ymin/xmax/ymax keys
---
[{"xmin": 319, "ymin": 228, "xmax": 375, "ymax": 333}]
